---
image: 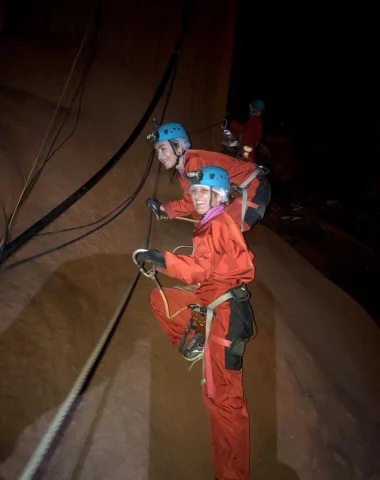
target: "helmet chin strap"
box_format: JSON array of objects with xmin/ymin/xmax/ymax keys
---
[
  {"xmin": 197, "ymin": 187, "xmax": 214, "ymax": 219},
  {"xmin": 169, "ymin": 141, "xmax": 185, "ymax": 182}
]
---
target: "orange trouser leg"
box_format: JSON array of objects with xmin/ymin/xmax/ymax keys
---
[
  {"xmin": 149, "ymin": 287, "xmax": 195, "ymax": 344},
  {"xmin": 149, "ymin": 289, "xmax": 250, "ymax": 479},
  {"xmin": 204, "ymin": 310, "xmax": 250, "ymax": 480}
]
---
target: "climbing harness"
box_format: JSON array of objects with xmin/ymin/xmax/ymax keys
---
[
  {"xmin": 193, "ymin": 283, "xmax": 251, "ymax": 397},
  {"xmin": 132, "ymin": 248, "xmax": 252, "ymax": 397},
  {"xmin": 177, "ymin": 304, "xmax": 215, "ymax": 359},
  {"xmin": 230, "ymin": 165, "xmax": 269, "ymax": 231}
]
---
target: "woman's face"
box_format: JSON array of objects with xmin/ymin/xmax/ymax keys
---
[{"xmin": 190, "ymin": 185, "xmax": 221, "ymax": 215}]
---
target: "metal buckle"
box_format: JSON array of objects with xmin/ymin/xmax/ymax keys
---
[
  {"xmin": 258, "ymin": 165, "xmax": 270, "ymax": 175},
  {"xmin": 229, "ymin": 283, "xmax": 250, "ymax": 302}
]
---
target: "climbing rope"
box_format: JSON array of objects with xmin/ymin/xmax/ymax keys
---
[
  {"xmin": 132, "ymin": 245, "xmax": 196, "ymax": 320},
  {"xmin": 152, "ymin": 272, "xmax": 190, "ymax": 319},
  {"xmin": 16, "ymin": 0, "xmax": 193, "ymax": 475},
  {"xmin": 161, "ymin": 215, "xmax": 197, "ymax": 224},
  {"xmin": 7, "ymin": 24, "xmax": 91, "ymax": 234},
  {"xmin": 17, "ymin": 273, "xmax": 139, "ymax": 480},
  {"xmin": 155, "ymin": 246, "xmax": 197, "ymax": 318}
]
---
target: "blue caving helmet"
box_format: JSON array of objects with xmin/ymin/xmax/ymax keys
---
[
  {"xmin": 148, "ymin": 122, "xmax": 190, "ymax": 144},
  {"xmin": 250, "ymin": 99, "xmax": 265, "ymax": 111},
  {"xmin": 188, "ymin": 166, "xmax": 230, "ymax": 196}
]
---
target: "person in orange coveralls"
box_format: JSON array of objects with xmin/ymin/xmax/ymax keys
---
[
  {"xmin": 145, "ymin": 122, "xmax": 270, "ymax": 232},
  {"xmin": 229, "ymin": 99, "xmax": 265, "ymax": 161},
  {"xmin": 135, "ymin": 166, "xmax": 255, "ymax": 480}
]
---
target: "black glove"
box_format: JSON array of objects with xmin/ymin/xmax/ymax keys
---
[
  {"xmin": 135, "ymin": 249, "xmax": 166, "ymax": 269},
  {"xmin": 146, "ymin": 197, "xmax": 162, "ymax": 219}
]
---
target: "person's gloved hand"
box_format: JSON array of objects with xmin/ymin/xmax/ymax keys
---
[
  {"xmin": 146, "ymin": 197, "xmax": 162, "ymax": 219},
  {"xmin": 135, "ymin": 249, "xmax": 166, "ymax": 269}
]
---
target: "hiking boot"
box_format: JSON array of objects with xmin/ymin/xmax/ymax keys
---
[{"xmin": 182, "ymin": 332, "xmax": 205, "ymax": 362}]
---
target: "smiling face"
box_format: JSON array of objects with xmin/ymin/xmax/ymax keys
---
[
  {"xmin": 155, "ymin": 140, "xmax": 184, "ymax": 170},
  {"xmin": 190, "ymin": 185, "xmax": 222, "ymax": 215}
]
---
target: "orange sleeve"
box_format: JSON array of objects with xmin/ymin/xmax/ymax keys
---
[
  {"xmin": 163, "ymin": 239, "xmax": 218, "ymax": 285},
  {"xmin": 162, "ymin": 223, "xmax": 224, "ymax": 284},
  {"xmin": 162, "ymin": 155, "xmax": 206, "ymax": 219},
  {"xmin": 159, "ymin": 214, "xmax": 254, "ymax": 286},
  {"xmin": 162, "ymin": 189, "xmax": 194, "ymax": 219},
  {"xmin": 161, "ymin": 216, "xmax": 254, "ymax": 284}
]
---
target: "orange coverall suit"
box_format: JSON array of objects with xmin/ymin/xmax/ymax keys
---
[
  {"xmin": 149, "ymin": 209, "xmax": 255, "ymax": 480},
  {"xmin": 230, "ymin": 115, "xmax": 263, "ymax": 160},
  {"xmin": 163, "ymin": 149, "xmax": 270, "ymax": 231}
]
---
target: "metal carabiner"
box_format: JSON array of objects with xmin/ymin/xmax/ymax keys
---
[
  {"xmin": 132, "ymin": 249, "xmax": 156, "ymax": 278},
  {"xmin": 258, "ymin": 165, "xmax": 270, "ymax": 175}
]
